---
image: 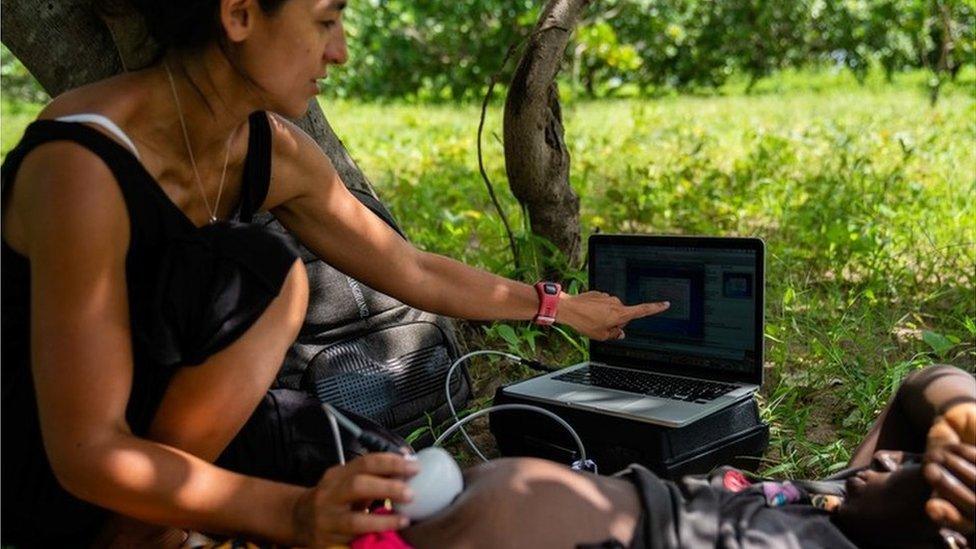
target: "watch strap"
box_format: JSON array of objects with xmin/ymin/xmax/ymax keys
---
[{"xmin": 533, "ymin": 281, "xmax": 561, "ymax": 326}]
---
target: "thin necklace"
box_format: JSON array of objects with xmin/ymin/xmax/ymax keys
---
[{"xmin": 164, "ymin": 60, "xmax": 232, "ymax": 225}]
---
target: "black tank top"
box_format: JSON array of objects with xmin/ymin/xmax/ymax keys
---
[{"xmin": 0, "ymin": 111, "xmax": 273, "ymax": 545}]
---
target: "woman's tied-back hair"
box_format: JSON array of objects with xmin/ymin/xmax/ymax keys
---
[{"xmin": 96, "ymin": 0, "xmax": 289, "ymax": 51}]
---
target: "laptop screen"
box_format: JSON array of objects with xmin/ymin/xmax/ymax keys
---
[{"xmin": 589, "ymin": 235, "xmax": 764, "ymax": 385}]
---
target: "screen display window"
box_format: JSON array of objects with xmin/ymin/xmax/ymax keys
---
[{"xmin": 592, "ymin": 243, "xmax": 759, "ymax": 376}]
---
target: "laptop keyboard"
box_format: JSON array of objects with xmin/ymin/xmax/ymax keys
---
[{"xmin": 553, "ymin": 365, "xmax": 736, "ymax": 404}]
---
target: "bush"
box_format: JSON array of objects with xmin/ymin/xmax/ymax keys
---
[{"xmin": 1, "ymin": 45, "xmax": 48, "ymax": 103}]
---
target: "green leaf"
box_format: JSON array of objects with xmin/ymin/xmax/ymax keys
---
[
  {"xmin": 523, "ymin": 329, "xmax": 539, "ymax": 353},
  {"xmin": 552, "ymin": 325, "xmax": 588, "ymax": 360},
  {"xmin": 922, "ymin": 330, "xmax": 954, "ymax": 358},
  {"xmin": 405, "ymin": 412, "xmax": 436, "ymax": 445},
  {"xmin": 841, "ymin": 409, "xmax": 862, "ymax": 428},
  {"xmin": 495, "ymin": 324, "xmax": 521, "ymax": 349},
  {"xmin": 964, "ymin": 317, "xmax": 976, "ymax": 337},
  {"xmin": 405, "ymin": 425, "xmax": 431, "ymax": 444},
  {"xmin": 827, "ymin": 460, "xmax": 850, "ymax": 473}
]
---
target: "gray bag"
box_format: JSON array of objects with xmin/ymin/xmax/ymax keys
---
[{"xmin": 252, "ymin": 189, "xmax": 470, "ymax": 440}]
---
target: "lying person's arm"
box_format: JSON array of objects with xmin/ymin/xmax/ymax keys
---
[
  {"xmin": 849, "ymin": 364, "xmax": 975, "ymax": 537},
  {"xmin": 914, "ymin": 368, "xmax": 976, "ymax": 536},
  {"xmin": 900, "ymin": 365, "xmax": 976, "ymax": 444},
  {"xmin": 851, "ymin": 364, "xmax": 976, "ymax": 465},
  {"xmin": 21, "ymin": 144, "xmax": 411, "ymax": 547}
]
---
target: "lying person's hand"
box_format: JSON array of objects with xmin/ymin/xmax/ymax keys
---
[
  {"xmin": 293, "ymin": 452, "xmax": 419, "ymax": 548},
  {"xmin": 928, "ymin": 402, "xmax": 976, "ymax": 449},
  {"xmin": 558, "ymin": 291, "xmax": 670, "ymax": 341},
  {"xmin": 923, "ymin": 442, "xmax": 976, "ymax": 535}
]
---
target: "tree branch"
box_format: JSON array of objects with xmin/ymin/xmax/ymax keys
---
[
  {"xmin": 503, "ymin": 0, "xmax": 591, "ymax": 268},
  {"xmin": 477, "ymin": 39, "xmax": 524, "ymax": 274}
]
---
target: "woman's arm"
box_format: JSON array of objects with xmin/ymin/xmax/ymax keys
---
[
  {"xmin": 18, "ymin": 143, "xmax": 304, "ymax": 543},
  {"xmin": 264, "ymin": 115, "xmax": 667, "ymax": 340},
  {"xmin": 16, "ymin": 144, "xmax": 410, "ymax": 546}
]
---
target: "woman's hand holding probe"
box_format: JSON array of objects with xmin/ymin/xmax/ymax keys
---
[
  {"xmin": 557, "ymin": 291, "xmax": 670, "ymax": 341},
  {"xmin": 292, "ymin": 452, "xmax": 419, "ymax": 548}
]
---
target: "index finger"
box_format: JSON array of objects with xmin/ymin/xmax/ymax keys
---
[
  {"xmin": 942, "ymin": 444, "xmax": 976, "ymax": 488},
  {"xmin": 337, "ymin": 474, "xmax": 412, "ymax": 505},
  {"xmin": 347, "ymin": 452, "xmax": 420, "ymax": 479},
  {"xmin": 924, "ymin": 462, "xmax": 975, "ymax": 522},
  {"xmin": 620, "ymin": 301, "xmax": 670, "ymax": 323},
  {"xmin": 944, "ymin": 442, "xmax": 976, "ymax": 463},
  {"xmin": 926, "ymin": 497, "xmax": 974, "ymax": 533}
]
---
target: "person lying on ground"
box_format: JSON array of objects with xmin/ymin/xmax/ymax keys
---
[
  {"xmin": 374, "ymin": 364, "xmax": 976, "ymax": 549},
  {"xmin": 113, "ymin": 364, "xmax": 976, "ymax": 548}
]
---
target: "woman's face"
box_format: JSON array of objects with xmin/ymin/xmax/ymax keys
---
[{"xmin": 235, "ymin": 0, "xmax": 348, "ymax": 118}]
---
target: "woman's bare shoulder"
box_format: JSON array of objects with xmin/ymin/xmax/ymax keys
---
[
  {"xmin": 266, "ymin": 111, "xmax": 341, "ymax": 176},
  {"xmin": 266, "ymin": 111, "xmax": 316, "ymax": 159},
  {"xmin": 3, "ymin": 128, "xmax": 132, "ymax": 255},
  {"xmin": 17, "ymin": 71, "xmax": 147, "ymax": 177},
  {"xmin": 263, "ymin": 111, "xmax": 342, "ymax": 208},
  {"xmin": 36, "ymin": 70, "xmax": 150, "ymax": 123}
]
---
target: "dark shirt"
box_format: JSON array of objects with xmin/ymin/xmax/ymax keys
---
[
  {"xmin": 0, "ymin": 112, "xmax": 274, "ymax": 546},
  {"xmin": 622, "ymin": 465, "xmax": 858, "ymax": 549}
]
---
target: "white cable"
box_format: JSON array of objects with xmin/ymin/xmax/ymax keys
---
[
  {"xmin": 320, "ymin": 349, "xmax": 587, "ymax": 468},
  {"xmin": 433, "ymin": 403, "xmax": 587, "ymax": 463},
  {"xmin": 445, "ymin": 350, "xmax": 521, "ymax": 461},
  {"xmin": 322, "ymin": 404, "xmax": 346, "ymax": 465}
]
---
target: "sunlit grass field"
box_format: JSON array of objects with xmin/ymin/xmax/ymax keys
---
[
  {"xmin": 3, "ymin": 72, "xmax": 974, "ymax": 476},
  {"xmin": 320, "ymin": 81, "xmax": 976, "ymax": 474}
]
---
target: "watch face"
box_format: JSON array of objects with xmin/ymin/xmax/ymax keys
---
[{"xmin": 544, "ymin": 283, "xmax": 559, "ymax": 295}]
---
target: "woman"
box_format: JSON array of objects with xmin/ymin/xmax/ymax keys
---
[{"xmin": 0, "ymin": 0, "xmax": 668, "ymax": 546}]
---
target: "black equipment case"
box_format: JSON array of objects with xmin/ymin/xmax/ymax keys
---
[
  {"xmin": 252, "ymin": 189, "xmax": 469, "ymax": 441},
  {"xmin": 490, "ymin": 386, "xmax": 769, "ymax": 479}
]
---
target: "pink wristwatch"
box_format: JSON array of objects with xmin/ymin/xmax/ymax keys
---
[{"xmin": 533, "ymin": 281, "xmax": 562, "ymax": 326}]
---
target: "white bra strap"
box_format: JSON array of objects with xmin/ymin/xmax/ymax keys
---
[{"xmin": 55, "ymin": 113, "xmax": 141, "ymax": 161}]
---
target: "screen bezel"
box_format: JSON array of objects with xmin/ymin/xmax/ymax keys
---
[{"xmin": 587, "ymin": 234, "xmax": 765, "ymax": 386}]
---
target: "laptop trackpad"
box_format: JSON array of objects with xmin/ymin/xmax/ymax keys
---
[
  {"xmin": 620, "ymin": 397, "xmax": 672, "ymax": 415},
  {"xmin": 567, "ymin": 388, "xmax": 642, "ymax": 412}
]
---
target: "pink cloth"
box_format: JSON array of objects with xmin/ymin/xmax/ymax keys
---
[
  {"xmin": 349, "ymin": 508, "xmax": 414, "ymax": 549},
  {"xmin": 722, "ymin": 469, "xmax": 752, "ymax": 492}
]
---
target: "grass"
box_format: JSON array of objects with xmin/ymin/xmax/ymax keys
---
[
  {"xmin": 3, "ymin": 69, "xmax": 974, "ymax": 477},
  {"xmin": 319, "ymin": 77, "xmax": 976, "ymax": 474}
]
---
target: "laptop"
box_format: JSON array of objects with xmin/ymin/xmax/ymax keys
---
[{"xmin": 506, "ymin": 234, "xmax": 765, "ymax": 427}]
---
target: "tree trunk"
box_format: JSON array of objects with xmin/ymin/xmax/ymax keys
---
[
  {"xmin": 0, "ymin": 0, "xmax": 378, "ymax": 198},
  {"xmin": 503, "ymin": 0, "xmax": 590, "ymax": 267}
]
